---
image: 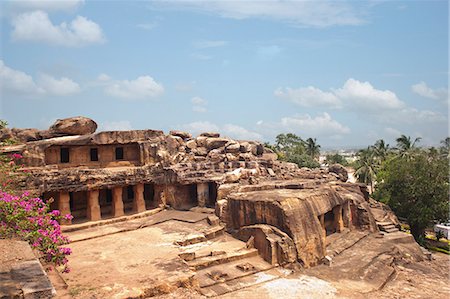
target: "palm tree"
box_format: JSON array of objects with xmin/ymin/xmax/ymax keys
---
[
  {"xmin": 372, "ymin": 139, "xmax": 390, "ymax": 163},
  {"xmin": 305, "ymin": 138, "xmax": 321, "ymax": 160},
  {"xmin": 396, "ymin": 135, "xmax": 421, "ymax": 157},
  {"xmin": 354, "ymin": 147, "xmax": 377, "ymax": 193}
]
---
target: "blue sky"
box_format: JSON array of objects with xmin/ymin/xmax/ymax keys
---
[{"xmin": 0, "ymin": 0, "xmax": 448, "ymax": 148}]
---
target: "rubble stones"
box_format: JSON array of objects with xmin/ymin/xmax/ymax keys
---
[
  {"xmin": 205, "ymin": 138, "xmax": 230, "ymax": 150},
  {"xmin": 328, "ymin": 164, "xmax": 348, "ymax": 182},
  {"xmin": 169, "ymin": 130, "xmax": 192, "ymax": 140}
]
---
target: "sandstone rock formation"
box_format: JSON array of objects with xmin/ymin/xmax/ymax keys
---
[
  {"xmin": 328, "ymin": 163, "xmax": 348, "ymax": 182},
  {"xmin": 1, "ymin": 117, "xmax": 384, "ymax": 269},
  {"xmin": 49, "ymin": 116, "xmax": 97, "ymax": 136}
]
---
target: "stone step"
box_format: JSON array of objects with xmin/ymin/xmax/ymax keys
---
[
  {"xmin": 360, "ymin": 254, "xmax": 396, "ymax": 290},
  {"xmin": 199, "ymin": 268, "xmax": 281, "ymax": 297},
  {"xmin": 376, "ymin": 221, "xmax": 393, "ymax": 227},
  {"xmin": 195, "ymin": 256, "xmax": 276, "ymax": 288},
  {"xmin": 175, "ymin": 225, "xmax": 225, "ymax": 246},
  {"xmin": 383, "ymin": 227, "xmax": 399, "ymax": 233},
  {"xmin": 380, "ymin": 224, "xmax": 396, "ymax": 230},
  {"xmin": 187, "ymin": 248, "xmax": 259, "ymax": 271}
]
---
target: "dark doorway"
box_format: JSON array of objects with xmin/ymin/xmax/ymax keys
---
[
  {"xmin": 324, "ymin": 210, "xmax": 335, "ymax": 236},
  {"xmin": 90, "ymin": 148, "xmax": 99, "ymax": 161},
  {"xmin": 60, "ymin": 148, "xmax": 70, "ymax": 163},
  {"xmin": 144, "ymin": 184, "xmax": 155, "ymax": 209},
  {"xmin": 207, "ymin": 182, "xmax": 218, "ymax": 208},
  {"xmin": 122, "ymin": 186, "xmax": 134, "ymax": 212},
  {"xmin": 115, "ymin": 147, "xmax": 124, "ymax": 160}
]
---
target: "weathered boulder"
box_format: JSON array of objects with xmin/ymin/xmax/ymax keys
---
[
  {"xmin": 192, "ymin": 147, "xmax": 208, "ymax": 156},
  {"xmin": 186, "ymin": 140, "xmax": 197, "ymax": 150},
  {"xmin": 200, "ymin": 132, "xmax": 220, "ymax": 138},
  {"xmin": 0, "ymin": 128, "xmax": 14, "ymax": 142},
  {"xmin": 205, "ymin": 137, "xmax": 229, "ymax": 150},
  {"xmin": 11, "ymin": 128, "xmax": 41, "ymax": 142},
  {"xmin": 49, "ymin": 116, "xmax": 97, "ymax": 135},
  {"xmin": 329, "ymin": 164, "xmax": 348, "ymax": 182},
  {"xmin": 225, "ymin": 142, "xmax": 240, "ymax": 153},
  {"xmin": 169, "ymin": 130, "xmax": 192, "ymax": 140}
]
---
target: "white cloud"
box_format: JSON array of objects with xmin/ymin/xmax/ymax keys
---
[
  {"xmin": 152, "ymin": 1, "xmax": 364, "ymax": 28},
  {"xmin": 191, "ymin": 96, "xmax": 207, "ymax": 105},
  {"xmin": 191, "ymin": 53, "xmax": 212, "ymax": 60},
  {"xmin": 97, "ymin": 73, "xmax": 111, "ymax": 82},
  {"xmin": 334, "ymin": 78, "xmax": 405, "ymax": 110},
  {"xmin": 384, "ymin": 127, "xmax": 402, "ymax": 138},
  {"xmin": 181, "ymin": 121, "xmax": 220, "ymax": 135},
  {"xmin": 380, "ymin": 108, "xmax": 447, "ymax": 125},
  {"xmin": 104, "ymin": 75, "xmax": 164, "ymax": 100},
  {"xmin": 222, "ymin": 124, "xmax": 263, "ymax": 140},
  {"xmin": 256, "ymin": 45, "xmax": 282, "ymax": 59},
  {"xmin": 37, "ymin": 74, "xmax": 80, "ymax": 96},
  {"xmin": 11, "ymin": 10, "xmax": 105, "ymax": 47},
  {"xmin": 0, "ymin": 60, "xmax": 43, "ymax": 95},
  {"xmin": 193, "ymin": 40, "xmax": 228, "ymax": 49},
  {"xmin": 0, "ymin": 60, "xmax": 80, "ymax": 97},
  {"xmin": 279, "ymin": 113, "xmax": 350, "ymax": 137},
  {"xmin": 275, "ymin": 86, "xmax": 341, "ymax": 108},
  {"xmin": 10, "ymin": 0, "xmax": 84, "ymax": 12},
  {"xmin": 137, "ymin": 22, "xmax": 158, "ymax": 30},
  {"xmin": 180, "ymin": 121, "xmax": 262, "ymax": 140},
  {"xmin": 191, "ymin": 96, "xmax": 208, "ymax": 113},
  {"xmin": 192, "ymin": 106, "xmax": 207, "ymax": 113},
  {"xmin": 99, "ymin": 121, "xmax": 133, "ymax": 131},
  {"xmin": 411, "ymin": 81, "xmax": 448, "ymax": 101}
]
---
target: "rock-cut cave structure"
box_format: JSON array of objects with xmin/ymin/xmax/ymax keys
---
[{"xmin": 1, "ymin": 116, "xmax": 382, "ymax": 267}]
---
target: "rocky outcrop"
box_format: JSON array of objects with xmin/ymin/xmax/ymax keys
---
[
  {"xmin": 328, "ymin": 164, "xmax": 348, "ymax": 182},
  {"xmin": 224, "ymin": 180, "xmax": 376, "ymax": 267},
  {"xmin": 49, "ymin": 116, "xmax": 97, "ymax": 136}
]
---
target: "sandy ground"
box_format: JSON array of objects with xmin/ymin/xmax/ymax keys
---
[{"xmin": 50, "ymin": 211, "xmax": 450, "ymax": 299}]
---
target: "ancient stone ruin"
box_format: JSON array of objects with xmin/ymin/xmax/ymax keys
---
[{"xmin": 2, "ymin": 116, "xmax": 381, "ymax": 268}]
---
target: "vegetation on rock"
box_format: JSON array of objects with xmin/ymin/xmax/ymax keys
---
[
  {"xmin": 0, "ymin": 120, "xmax": 72, "ymax": 272},
  {"xmin": 354, "ymin": 135, "xmax": 449, "ymax": 244},
  {"xmin": 265, "ymin": 133, "xmax": 320, "ymax": 168}
]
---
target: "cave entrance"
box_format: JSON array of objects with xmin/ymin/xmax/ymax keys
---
[
  {"xmin": 207, "ymin": 182, "xmax": 218, "ymax": 208},
  {"xmin": 144, "ymin": 183, "xmax": 156, "ymax": 209},
  {"xmin": 324, "ymin": 210, "xmax": 336, "ymax": 236}
]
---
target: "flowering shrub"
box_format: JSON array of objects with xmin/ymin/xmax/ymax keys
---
[
  {"xmin": 0, "ymin": 191, "xmax": 72, "ymax": 273},
  {"xmin": 0, "ymin": 124, "xmax": 72, "ymax": 273}
]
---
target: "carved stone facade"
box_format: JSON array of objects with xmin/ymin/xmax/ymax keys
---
[{"xmin": 1, "ymin": 117, "xmax": 379, "ymax": 267}]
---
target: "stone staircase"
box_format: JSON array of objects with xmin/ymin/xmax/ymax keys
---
[
  {"xmin": 377, "ymin": 221, "xmax": 399, "ymax": 234},
  {"xmin": 176, "ymin": 222, "xmax": 285, "ymax": 297}
]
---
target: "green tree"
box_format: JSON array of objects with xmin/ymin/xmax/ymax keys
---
[
  {"xmin": 266, "ymin": 133, "xmax": 320, "ymax": 168},
  {"xmin": 305, "ymin": 138, "xmax": 321, "ymax": 160},
  {"xmin": 375, "ymin": 149, "xmax": 449, "ymax": 244},
  {"xmin": 372, "ymin": 139, "xmax": 390, "ymax": 163},
  {"xmin": 354, "ymin": 147, "xmax": 377, "ymax": 192},
  {"xmin": 395, "ymin": 135, "xmax": 421, "ymax": 158},
  {"xmin": 325, "ymin": 153, "xmax": 348, "ymax": 166}
]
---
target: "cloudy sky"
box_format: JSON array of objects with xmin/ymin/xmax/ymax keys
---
[{"xmin": 0, "ymin": 0, "xmax": 448, "ymax": 148}]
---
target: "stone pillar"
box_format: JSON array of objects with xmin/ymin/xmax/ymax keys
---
[
  {"xmin": 87, "ymin": 190, "xmax": 101, "ymax": 221},
  {"xmin": 133, "ymin": 184, "xmax": 146, "ymax": 213},
  {"xmin": 112, "ymin": 186, "xmax": 124, "ymax": 217},
  {"xmin": 333, "ymin": 205, "xmax": 344, "ymax": 233},
  {"xmin": 197, "ymin": 183, "xmax": 209, "ymax": 207},
  {"xmin": 319, "ymin": 214, "xmax": 326, "ymax": 237},
  {"xmin": 154, "ymin": 184, "xmax": 166, "ymax": 207},
  {"xmin": 59, "ymin": 192, "xmax": 71, "ymax": 225},
  {"xmin": 342, "ymin": 200, "xmax": 351, "ymax": 228}
]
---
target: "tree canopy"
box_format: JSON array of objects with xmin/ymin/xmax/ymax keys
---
[
  {"xmin": 266, "ymin": 133, "xmax": 320, "ymax": 168},
  {"xmin": 354, "ymin": 135, "xmax": 450, "ymax": 244}
]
